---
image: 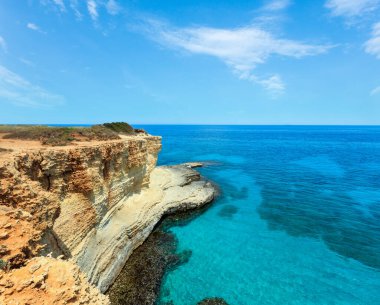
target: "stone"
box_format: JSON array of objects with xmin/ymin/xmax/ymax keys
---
[
  {"xmin": 29, "ymin": 263, "xmax": 41, "ymax": 274},
  {"xmin": 183, "ymin": 162, "xmax": 204, "ymax": 168},
  {"xmin": 0, "ymin": 232, "xmax": 9, "ymax": 240}
]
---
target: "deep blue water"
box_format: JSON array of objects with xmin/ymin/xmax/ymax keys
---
[{"xmin": 137, "ymin": 125, "xmax": 380, "ymax": 305}]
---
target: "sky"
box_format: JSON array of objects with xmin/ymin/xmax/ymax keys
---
[{"xmin": 0, "ymin": 0, "xmax": 380, "ymax": 124}]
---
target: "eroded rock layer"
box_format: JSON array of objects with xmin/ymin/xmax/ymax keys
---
[
  {"xmin": 77, "ymin": 165, "xmax": 215, "ymax": 292},
  {"xmin": 0, "ymin": 136, "xmax": 160, "ymax": 255}
]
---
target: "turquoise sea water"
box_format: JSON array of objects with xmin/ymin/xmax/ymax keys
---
[{"xmin": 141, "ymin": 125, "xmax": 380, "ymax": 305}]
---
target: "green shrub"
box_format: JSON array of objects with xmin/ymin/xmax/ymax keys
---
[
  {"xmin": 102, "ymin": 122, "xmax": 135, "ymax": 134},
  {"xmin": 0, "ymin": 259, "xmax": 7, "ymax": 270}
]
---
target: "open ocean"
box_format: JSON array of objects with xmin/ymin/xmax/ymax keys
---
[{"xmin": 138, "ymin": 125, "xmax": 380, "ymax": 305}]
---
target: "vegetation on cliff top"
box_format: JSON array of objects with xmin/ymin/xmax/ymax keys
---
[
  {"xmin": 0, "ymin": 147, "xmax": 12, "ymax": 153},
  {"xmin": 0, "ymin": 122, "xmax": 143, "ymax": 146}
]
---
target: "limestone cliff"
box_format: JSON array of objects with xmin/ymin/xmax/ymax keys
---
[
  {"xmin": 0, "ymin": 135, "xmax": 161, "ymax": 267},
  {"xmin": 76, "ymin": 164, "xmax": 215, "ymax": 292},
  {"xmin": 0, "ymin": 132, "xmax": 216, "ymax": 303}
]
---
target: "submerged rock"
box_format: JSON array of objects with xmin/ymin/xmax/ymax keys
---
[
  {"xmin": 197, "ymin": 297, "xmax": 229, "ymax": 305},
  {"xmin": 218, "ymin": 205, "xmax": 238, "ymax": 219},
  {"xmin": 107, "ymin": 229, "xmax": 188, "ymax": 305}
]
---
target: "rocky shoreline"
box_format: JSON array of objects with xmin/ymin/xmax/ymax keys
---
[
  {"xmin": 107, "ymin": 189, "xmax": 215, "ymax": 305},
  {"xmin": 106, "ymin": 173, "xmax": 229, "ymax": 305}
]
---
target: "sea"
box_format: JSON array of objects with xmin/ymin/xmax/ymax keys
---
[{"xmin": 136, "ymin": 125, "xmax": 380, "ymax": 305}]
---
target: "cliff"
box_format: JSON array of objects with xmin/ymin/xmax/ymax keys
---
[{"xmin": 0, "ymin": 132, "xmax": 216, "ymax": 304}]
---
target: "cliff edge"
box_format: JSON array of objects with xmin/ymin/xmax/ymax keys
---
[{"xmin": 0, "ymin": 128, "xmax": 216, "ymax": 304}]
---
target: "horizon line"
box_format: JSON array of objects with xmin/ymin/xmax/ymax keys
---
[{"xmin": 1, "ymin": 123, "xmax": 380, "ymax": 127}]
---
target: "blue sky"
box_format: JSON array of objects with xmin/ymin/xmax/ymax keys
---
[{"xmin": 0, "ymin": 0, "xmax": 380, "ymax": 124}]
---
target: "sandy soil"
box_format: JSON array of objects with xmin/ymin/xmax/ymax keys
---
[{"xmin": 0, "ymin": 133, "xmax": 145, "ymax": 163}]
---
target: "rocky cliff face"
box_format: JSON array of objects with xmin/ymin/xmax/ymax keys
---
[
  {"xmin": 0, "ymin": 136, "xmax": 161, "ymax": 266},
  {"xmin": 76, "ymin": 164, "xmax": 215, "ymax": 292},
  {"xmin": 0, "ymin": 134, "xmax": 216, "ymax": 303}
]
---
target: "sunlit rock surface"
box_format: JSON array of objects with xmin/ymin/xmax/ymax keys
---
[{"xmin": 0, "ymin": 133, "xmax": 216, "ymax": 302}]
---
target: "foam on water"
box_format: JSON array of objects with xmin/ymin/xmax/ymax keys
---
[{"xmin": 139, "ymin": 125, "xmax": 380, "ymax": 305}]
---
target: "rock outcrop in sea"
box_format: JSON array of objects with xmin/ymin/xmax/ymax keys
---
[{"xmin": 0, "ymin": 131, "xmax": 216, "ymax": 304}]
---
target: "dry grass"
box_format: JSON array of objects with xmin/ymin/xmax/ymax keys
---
[{"xmin": 0, "ymin": 122, "xmax": 142, "ymax": 146}]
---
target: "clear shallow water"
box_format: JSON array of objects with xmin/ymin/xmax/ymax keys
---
[{"xmin": 139, "ymin": 125, "xmax": 380, "ymax": 305}]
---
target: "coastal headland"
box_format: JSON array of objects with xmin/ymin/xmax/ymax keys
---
[{"xmin": 0, "ymin": 123, "xmax": 216, "ymax": 304}]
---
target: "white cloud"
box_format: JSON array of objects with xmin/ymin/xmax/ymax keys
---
[
  {"xmin": 238, "ymin": 73, "xmax": 286, "ymax": 96},
  {"xmin": 365, "ymin": 22, "xmax": 380, "ymax": 58},
  {"xmin": 0, "ymin": 65, "xmax": 64, "ymax": 107},
  {"xmin": 27, "ymin": 23, "xmax": 40, "ymax": 31},
  {"xmin": 325, "ymin": 0, "xmax": 380, "ymax": 17},
  {"xmin": 41, "ymin": 0, "xmax": 121, "ymax": 22},
  {"xmin": 106, "ymin": 0, "xmax": 121, "ymax": 15},
  {"xmin": 0, "ymin": 36, "xmax": 7, "ymax": 53},
  {"xmin": 70, "ymin": 0, "xmax": 82, "ymax": 19},
  {"xmin": 87, "ymin": 0, "xmax": 98, "ymax": 21},
  {"xmin": 27, "ymin": 23, "xmax": 46, "ymax": 34},
  {"xmin": 52, "ymin": 0, "xmax": 66, "ymax": 11},
  {"xmin": 19, "ymin": 58, "xmax": 35, "ymax": 66},
  {"xmin": 370, "ymin": 85, "xmax": 380, "ymax": 95},
  {"xmin": 263, "ymin": 0, "xmax": 292, "ymax": 11},
  {"xmin": 252, "ymin": 74, "xmax": 285, "ymax": 95},
  {"xmin": 143, "ymin": 20, "xmax": 331, "ymax": 95}
]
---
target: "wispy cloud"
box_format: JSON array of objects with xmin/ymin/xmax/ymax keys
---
[
  {"xmin": 106, "ymin": 0, "xmax": 121, "ymax": 15},
  {"xmin": 52, "ymin": 0, "xmax": 66, "ymax": 12},
  {"xmin": 42, "ymin": 0, "xmax": 122, "ymax": 23},
  {"xmin": 27, "ymin": 23, "xmax": 39, "ymax": 31},
  {"xmin": 19, "ymin": 58, "xmax": 35, "ymax": 67},
  {"xmin": 0, "ymin": 36, "xmax": 7, "ymax": 53},
  {"xmin": 87, "ymin": 0, "xmax": 98, "ymax": 21},
  {"xmin": 370, "ymin": 85, "xmax": 380, "ymax": 95},
  {"xmin": 262, "ymin": 0, "xmax": 292, "ymax": 11},
  {"xmin": 251, "ymin": 74, "xmax": 285, "ymax": 96},
  {"xmin": 365, "ymin": 22, "xmax": 380, "ymax": 58},
  {"xmin": 27, "ymin": 22, "xmax": 45, "ymax": 34},
  {"xmin": 70, "ymin": 0, "xmax": 83, "ymax": 19},
  {"xmin": 0, "ymin": 65, "xmax": 64, "ymax": 107},
  {"xmin": 325, "ymin": 0, "xmax": 380, "ymax": 17},
  {"xmin": 141, "ymin": 19, "xmax": 332, "ymax": 95}
]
